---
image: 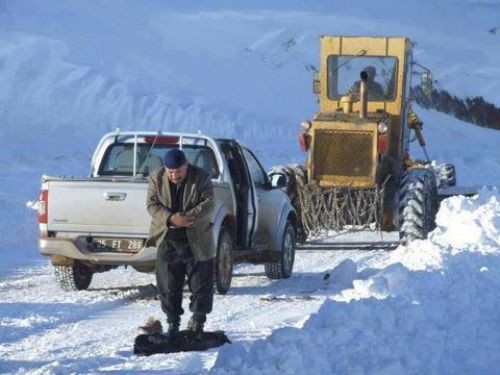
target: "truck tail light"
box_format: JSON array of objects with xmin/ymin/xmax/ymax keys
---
[
  {"xmin": 378, "ymin": 134, "xmax": 388, "ymax": 155},
  {"xmin": 38, "ymin": 190, "xmax": 48, "ymax": 224}
]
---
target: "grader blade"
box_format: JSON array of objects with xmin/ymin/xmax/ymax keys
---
[
  {"xmin": 297, "ymin": 240, "xmax": 399, "ymax": 251},
  {"xmin": 296, "ymin": 229, "xmax": 399, "ymax": 251}
]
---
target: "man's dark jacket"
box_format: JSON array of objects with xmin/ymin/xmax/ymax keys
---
[{"xmin": 145, "ymin": 165, "xmax": 215, "ymax": 261}]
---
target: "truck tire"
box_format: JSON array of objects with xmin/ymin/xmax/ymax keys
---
[
  {"xmin": 436, "ymin": 163, "xmax": 456, "ymax": 188},
  {"xmin": 399, "ymin": 168, "xmax": 438, "ymax": 245},
  {"xmin": 268, "ymin": 164, "xmax": 308, "ymax": 242},
  {"xmin": 54, "ymin": 262, "xmax": 93, "ymax": 291},
  {"xmin": 214, "ymin": 228, "xmax": 233, "ymax": 295},
  {"xmin": 265, "ymin": 221, "xmax": 296, "ymax": 279}
]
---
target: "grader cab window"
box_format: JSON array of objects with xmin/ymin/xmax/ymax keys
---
[{"xmin": 327, "ymin": 56, "xmax": 398, "ymax": 101}]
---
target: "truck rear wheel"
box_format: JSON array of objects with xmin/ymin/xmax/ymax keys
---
[
  {"xmin": 265, "ymin": 221, "xmax": 296, "ymax": 279},
  {"xmin": 214, "ymin": 228, "xmax": 233, "ymax": 295},
  {"xmin": 55, "ymin": 262, "xmax": 93, "ymax": 291},
  {"xmin": 399, "ymin": 168, "xmax": 438, "ymax": 245}
]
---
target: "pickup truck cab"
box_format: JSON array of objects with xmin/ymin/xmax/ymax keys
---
[{"xmin": 38, "ymin": 130, "xmax": 298, "ymax": 293}]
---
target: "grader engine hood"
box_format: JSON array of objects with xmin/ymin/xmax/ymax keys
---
[{"xmin": 308, "ymin": 117, "xmax": 381, "ymax": 189}]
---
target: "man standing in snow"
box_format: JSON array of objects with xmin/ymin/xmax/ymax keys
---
[{"xmin": 146, "ymin": 148, "xmax": 215, "ymax": 340}]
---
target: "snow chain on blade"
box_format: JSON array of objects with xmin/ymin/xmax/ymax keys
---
[
  {"xmin": 269, "ymin": 164, "xmax": 389, "ymax": 239},
  {"xmin": 297, "ymin": 182, "xmax": 387, "ymax": 237}
]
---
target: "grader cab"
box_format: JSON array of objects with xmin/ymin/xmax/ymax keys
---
[
  {"xmin": 306, "ymin": 36, "xmax": 411, "ymax": 189},
  {"xmin": 272, "ymin": 36, "xmax": 455, "ymax": 245}
]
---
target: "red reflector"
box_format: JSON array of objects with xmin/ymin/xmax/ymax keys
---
[
  {"xmin": 38, "ymin": 190, "xmax": 48, "ymax": 224},
  {"xmin": 299, "ymin": 133, "xmax": 309, "ymax": 152},
  {"xmin": 378, "ymin": 134, "xmax": 388, "ymax": 155},
  {"xmin": 144, "ymin": 136, "xmax": 179, "ymax": 144}
]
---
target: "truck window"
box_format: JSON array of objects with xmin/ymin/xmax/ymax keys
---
[
  {"xmin": 242, "ymin": 148, "xmax": 268, "ymax": 188},
  {"xmin": 103, "ymin": 144, "xmax": 147, "ymax": 174},
  {"xmin": 99, "ymin": 143, "xmax": 219, "ymax": 178}
]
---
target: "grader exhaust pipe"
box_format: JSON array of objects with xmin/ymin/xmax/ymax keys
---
[{"xmin": 359, "ymin": 70, "xmax": 368, "ymax": 119}]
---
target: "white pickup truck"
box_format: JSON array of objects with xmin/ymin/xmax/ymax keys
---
[{"xmin": 38, "ymin": 130, "xmax": 298, "ymax": 294}]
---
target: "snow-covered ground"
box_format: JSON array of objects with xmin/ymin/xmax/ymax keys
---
[
  {"xmin": 0, "ymin": 1, "xmax": 499, "ymax": 374},
  {"xmin": 214, "ymin": 188, "xmax": 500, "ymax": 374}
]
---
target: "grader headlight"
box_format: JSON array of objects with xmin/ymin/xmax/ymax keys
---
[
  {"xmin": 377, "ymin": 121, "xmax": 389, "ymax": 133},
  {"xmin": 300, "ymin": 120, "xmax": 312, "ymax": 131}
]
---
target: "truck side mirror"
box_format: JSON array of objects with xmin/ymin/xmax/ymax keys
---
[
  {"xmin": 269, "ymin": 173, "xmax": 287, "ymax": 189},
  {"xmin": 313, "ymin": 71, "xmax": 321, "ymax": 95},
  {"xmin": 421, "ymin": 71, "xmax": 433, "ymax": 96}
]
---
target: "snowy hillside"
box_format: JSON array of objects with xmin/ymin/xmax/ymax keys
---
[{"xmin": 0, "ymin": 0, "xmax": 499, "ymax": 374}]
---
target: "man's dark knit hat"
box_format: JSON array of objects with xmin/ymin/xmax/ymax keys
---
[{"xmin": 163, "ymin": 148, "xmax": 187, "ymax": 169}]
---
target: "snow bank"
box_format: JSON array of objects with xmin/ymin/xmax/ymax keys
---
[
  {"xmin": 433, "ymin": 187, "xmax": 500, "ymax": 253},
  {"xmin": 376, "ymin": 187, "xmax": 500, "ymax": 273},
  {"xmin": 213, "ymin": 189, "xmax": 500, "ymax": 374}
]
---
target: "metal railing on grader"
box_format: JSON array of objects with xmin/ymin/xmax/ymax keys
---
[{"xmin": 270, "ymin": 35, "xmax": 472, "ymax": 248}]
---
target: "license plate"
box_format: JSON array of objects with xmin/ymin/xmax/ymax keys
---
[{"xmin": 92, "ymin": 238, "xmax": 144, "ymax": 252}]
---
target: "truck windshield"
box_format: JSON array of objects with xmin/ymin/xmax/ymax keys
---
[
  {"xmin": 327, "ymin": 55, "xmax": 398, "ymax": 101},
  {"xmin": 99, "ymin": 143, "xmax": 219, "ymax": 178}
]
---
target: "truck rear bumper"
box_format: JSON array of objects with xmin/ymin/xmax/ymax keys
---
[{"xmin": 39, "ymin": 238, "xmax": 156, "ymax": 265}]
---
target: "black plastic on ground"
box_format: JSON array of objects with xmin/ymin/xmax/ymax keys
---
[{"xmin": 134, "ymin": 330, "xmax": 231, "ymax": 356}]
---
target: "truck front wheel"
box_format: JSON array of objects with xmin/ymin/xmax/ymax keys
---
[
  {"xmin": 265, "ymin": 221, "xmax": 296, "ymax": 279},
  {"xmin": 54, "ymin": 262, "xmax": 93, "ymax": 291}
]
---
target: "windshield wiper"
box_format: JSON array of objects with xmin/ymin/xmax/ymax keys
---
[{"xmin": 331, "ymin": 49, "xmax": 367, "ymax": 75}]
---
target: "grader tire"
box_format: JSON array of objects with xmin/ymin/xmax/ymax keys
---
[
  {"xmin": 55, "ymin": 262, "xmax": 93, "ymax": 291},
  {"xmin": 268, "ymin": 164, "xmax": 308, "ymax": 242},
  {"xmin": 399, "ymin": 168, "xmax": 438, "ymax": 245},
  {"xmin": 436, "ymin": 163, "xmax": 456, "ymax": 188}
]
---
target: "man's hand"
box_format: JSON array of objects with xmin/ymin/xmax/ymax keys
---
[{"xmin": 169, "ymin": 212, "xmax": 194, "ymax": 228}]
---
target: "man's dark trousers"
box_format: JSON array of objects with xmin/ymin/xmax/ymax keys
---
[{"xmin": 156, "ymin": 235, "xmax": 214, "ymax": 324}]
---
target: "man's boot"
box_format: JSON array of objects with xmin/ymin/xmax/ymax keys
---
[
  {"xmin": 187, "ymin": 314, "xmax": 205, "ymax": 340},
  {"xmin": 148, "ymin": 318, "xmax": 179, "ymax": 345},
  {"xmin": 165, "ymin": 319, "xmax": 180, "ymax": 339}
]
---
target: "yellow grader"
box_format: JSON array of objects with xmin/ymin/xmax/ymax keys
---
[{"xmin": 271, "ymin": 36, "xmax": 458, "ymax": 245}]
